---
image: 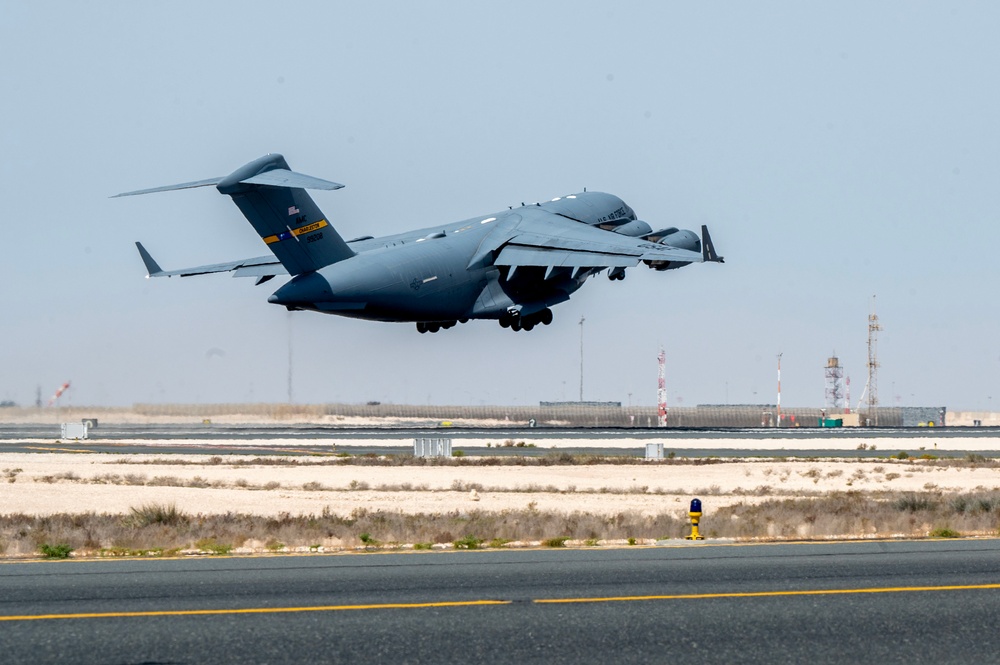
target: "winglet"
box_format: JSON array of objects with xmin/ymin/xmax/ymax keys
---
[
  {"xmin": 701, "ymin": 225, "xmax": 724, "ymax": 263},
  {"xmin": 135, "ymin": 242, "xmax": 165, "ymax": 277}
]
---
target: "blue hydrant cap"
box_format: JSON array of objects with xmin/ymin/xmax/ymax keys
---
[{"xmin": 690, "ymin": 498, "xmax": 702, "ymax": 512}]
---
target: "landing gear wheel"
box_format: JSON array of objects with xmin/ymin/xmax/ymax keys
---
[
  {"xmin": 541, "ymin": 309, "xmax": 553, "ymax": 325},
  {"xmin": 522, "ymin": 321, "xmax": 535, "ymax": 331},
  {"xmin": 511, "ymin": 320, "xmax": 522, "ymax": 331}
]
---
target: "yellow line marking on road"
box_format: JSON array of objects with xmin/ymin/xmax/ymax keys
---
[
  {"xmin": 23, "ymin": 446, "xmax": 92, "ymax": 453},
  {"xmin": 533, "ymin": 583, "xmax": 1000, "ymax": 604},
  {"xmin": 0, "ymin": 600, "xmax": 510, "ymax": 622},
  {"xmin": 4, "ymin": 584, "xmax": 997, "ymax": 622}
]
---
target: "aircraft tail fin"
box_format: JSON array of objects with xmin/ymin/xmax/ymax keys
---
[
  {"xmin": 701, "ymin": 225, "xmax": 724, "ymax": 263},
  {"xmin": 116, "ymin": 154, "xmax": 356, "ymax": 276}
]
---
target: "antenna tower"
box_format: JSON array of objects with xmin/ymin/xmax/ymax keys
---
[
  {"xmin": 657, "ymin": 348, "xmax": 667, "ymax": 427},
  {"xmin": 824, "ymin": 355, "xmax": 845, "ymax": 411},
  {"xmin": 866, "ymin": 297, "xmax": 882, "ymax": 426}
]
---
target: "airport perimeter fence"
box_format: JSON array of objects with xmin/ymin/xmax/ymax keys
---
[{"xmin": 119, "ymin": 403, "xmax": 938, "ymax": 428}]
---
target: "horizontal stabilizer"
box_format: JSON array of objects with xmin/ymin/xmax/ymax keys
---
[
  {"xmin": 114, "ymin": 167, "xmax": 343, "ymax": 198},
  {"xmin": 114, "ymin": 178, "xmax": 223, "ymax": 198},
  {"xmin": 135, "ymin": 242, "xmax": 285, "ymax": 279},
  {"xmin": 239, "ymin": 169, "xmax": 344, "ymax": 190}
]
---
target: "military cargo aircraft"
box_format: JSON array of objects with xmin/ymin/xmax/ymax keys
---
[{"xmin": 117, "ymin": 154, "xmax": 723, "ymax": 332}]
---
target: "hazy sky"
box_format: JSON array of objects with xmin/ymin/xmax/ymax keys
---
[{"xmin": 2, "ymin": 2, "xmax": 998, "ymax": 410}]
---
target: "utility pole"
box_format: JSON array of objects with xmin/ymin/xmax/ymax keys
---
[
  {"xmin": 776, "ymin": 353, "xmax": 783, "ymax": 428},
  {"xmin": 578, "ymin": 316, "xmax": 585, "ymax": 402},
  {"xmin": 287, "ymin": 312, "xmax": 294, "ymax": 404}
]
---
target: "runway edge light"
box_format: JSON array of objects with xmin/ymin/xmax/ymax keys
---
[{"xmin": 686, "ymin": 498, "xmax": 705, "ymax": 541}]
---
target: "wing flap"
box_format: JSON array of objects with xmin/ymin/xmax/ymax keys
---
[{"xmin": 496, "ymin": 245, "xmax": 638, "ymax": 269}]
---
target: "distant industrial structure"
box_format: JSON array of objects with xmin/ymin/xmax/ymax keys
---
[
  {"xmin": 866, "ymin": 298, "xmax": 882, "ymax": 425},
  {"xmin": 824, "ymin": 355, "xmax": 845, "ymax": 412}
]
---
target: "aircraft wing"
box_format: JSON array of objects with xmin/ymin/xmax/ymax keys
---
[
  {"xmin": 136, "ymin": 242, "xmax": 287, "ymax": 278},
  {"xmin": 491, "ymin": 210, "xmax": 711, "ymax": 269}
]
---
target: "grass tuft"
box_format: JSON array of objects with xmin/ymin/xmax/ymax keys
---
[{"xmin": 126, "ymin": 503, "xmax": 188, "ymax": 527}]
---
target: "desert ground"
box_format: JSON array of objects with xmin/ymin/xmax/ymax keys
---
[
  {"xmin": 4, "ymin": 433, "xmax": 1000, "ymax": 556},
  {"xmin": 3, "ymin": 450, "xmax": 1000, "ymax": 517}
]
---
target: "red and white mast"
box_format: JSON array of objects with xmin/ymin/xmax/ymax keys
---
[
  {"xmin": 657, "ymin": 348, "xmax": 667, "ymax": 427},
  {"xmin": 776, "ymin": 354, "xmax": 782, "ymax": 428}
]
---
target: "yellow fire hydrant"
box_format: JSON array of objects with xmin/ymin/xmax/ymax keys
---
[{"xmin": 686, "ymin": 498, "xmax": 705, "ymax": 540}]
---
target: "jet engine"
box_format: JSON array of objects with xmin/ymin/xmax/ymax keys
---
[
  {"xmin": 611, "ymin": 219, "xmax": 653, "ymax": 237},
  {"xmin": 642, "ymin": 228, "xmax": 701, "ymax": 271}
]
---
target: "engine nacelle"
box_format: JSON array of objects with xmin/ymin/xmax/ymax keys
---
[
  {"xmin": 612, "ymin": 219, "xmax": 653, "ymax": 237},
  {"xmin": 643, "ymin": 228, "xmax": 701, "ymax": 271},
  {"xmin": 659, "ymin": 229, "xmax": 700, "ymax": 251}
]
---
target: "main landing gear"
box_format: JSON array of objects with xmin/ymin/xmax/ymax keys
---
[
  {"xmin": 416, "ymin": 318, "xmax": 467, "ymax": 334},
  {"xmin": 498, "ymin": 308, "xmax": 552, "ymax": 332}
]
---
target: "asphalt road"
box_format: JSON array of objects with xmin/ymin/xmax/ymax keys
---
[{"xmin": 2, "ymin": 541, "xmax": 1000, "ymax": 664}]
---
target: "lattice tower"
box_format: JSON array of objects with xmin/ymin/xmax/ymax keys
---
[
  {"xmin": 866, "ymin": 299, "xmax": 882, "ymax": 425},
  {"xmin": 824, "ymin": 355, "xmax": 845, "ymax": 410}
]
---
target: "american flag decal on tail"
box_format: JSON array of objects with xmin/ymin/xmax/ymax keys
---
[{"xmin": 288, "ymin": 206, "xmax": 300, "ymax": 216}]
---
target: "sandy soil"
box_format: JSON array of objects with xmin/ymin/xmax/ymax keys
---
[
  {"xmin": 16, "ymin": 434, "xmax": 1000, "ymax": 452},
  {"xmin": 3, "ymin": 451, "xmax": 999, "ymax": 518}
]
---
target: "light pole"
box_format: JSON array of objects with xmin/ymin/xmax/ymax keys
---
[
  {"xmin": 776, "ymin": 353, "xmax": 783, "ymax": 428},
  {"xmin": 578, "ymin": 316, "xmax": 585, "ymax": 402}
]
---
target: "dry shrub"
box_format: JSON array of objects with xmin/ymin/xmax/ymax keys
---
[{"xmin": 4, "ymin": 490, "xmax": 1000, "ymax": 555}]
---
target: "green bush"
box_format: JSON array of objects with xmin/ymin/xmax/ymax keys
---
[
  {"xmin": 39, "ymin": 543, "xmax": 73, "ymax": 559},
  {"xmin": 194, "ymin": 538, "xmax": 232, "ymax": 555},
  {"xmin": 929, "ymin": 528, "xmax": 960, "ymax": 538},
  {"xmin": 453, "ymin": 535, "xmax": 483, "ymax": 550},
  {"xmin": 541, "ymin": 537, "xmax": 568, "ymax": 548}
]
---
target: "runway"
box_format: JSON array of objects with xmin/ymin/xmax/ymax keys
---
[
  {"xmin": 3, "ymin": 540, "xmax": 1000, "ymax": 663},
  {"xmin": 3, "ymin": 424, "xmax": 1000, "ymax": 457}
]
